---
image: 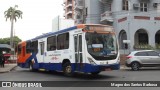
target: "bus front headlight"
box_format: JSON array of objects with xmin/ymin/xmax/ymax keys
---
[{"xmin": 87, "ymin": 57, "xmax": 96, "ymax": 65}]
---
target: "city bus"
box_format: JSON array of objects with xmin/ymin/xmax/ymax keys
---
[{"xmin": 17, "ymin": 24, "xmax": 120, "ymax": 76}]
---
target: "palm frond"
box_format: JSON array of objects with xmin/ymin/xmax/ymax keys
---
[{"xmin": 4, "ymin": 5, "xmax": 23, "ymax": 22}]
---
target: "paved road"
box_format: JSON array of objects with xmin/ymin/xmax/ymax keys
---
[{"xmin": 0, "ymin": 66, "xmax": 160, "ymax": 90}]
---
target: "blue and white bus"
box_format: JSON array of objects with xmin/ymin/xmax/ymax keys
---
[{"xmin": 17, "ymin": 24, "xmax": 120, "ymax": 76}]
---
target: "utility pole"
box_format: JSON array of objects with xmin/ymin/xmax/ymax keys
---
[{"xmin": 58, "ymin": 15, "xmax": 60, "ymax": 30}]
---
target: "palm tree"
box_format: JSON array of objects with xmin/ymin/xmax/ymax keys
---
[{"xmin": 4, "ymin": 5, "xmax": 23, "ymax": 48}]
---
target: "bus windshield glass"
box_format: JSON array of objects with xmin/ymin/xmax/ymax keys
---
[{"xmin": 85, "ymin": 31, "xmax": 118, "ymax": 60}]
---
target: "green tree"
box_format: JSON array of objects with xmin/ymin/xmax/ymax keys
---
[
  {"xmin": 0, "ymin": 36, "xmax": 22, "ymax": 46},
  {"xmin": 4, "ymin": 5, "xmax": 23, "ymax": 48}
]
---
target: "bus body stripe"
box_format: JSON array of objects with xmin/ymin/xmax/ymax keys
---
[
  {"xmin": 18, "ymin": 63, "xmax": 120, "ymax": 73},
  {"xmin": 32, "ymin": 26, "xmax": 78, "ymax": 40}
]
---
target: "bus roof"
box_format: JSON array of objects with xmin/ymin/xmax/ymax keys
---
[
  {"xmin": 32, "ymin": 25, "xmax": 77, "ymax": 40},
  {"xmin": 28, "ymin": 24, "xmax": 112, "ymax": 41}
]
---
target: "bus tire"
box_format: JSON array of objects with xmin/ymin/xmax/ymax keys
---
[
  {"xmin": 63, "ymin": 62, "xmax": 72, "ymax": 76},
  {"xmin": 29, "ymin": 62, "xmax": 37, "ymax": 72},
  {"xmin": 91, "ymin": 72, "xmax": 100, "ymax": 75}
]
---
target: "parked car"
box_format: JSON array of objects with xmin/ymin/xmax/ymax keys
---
[{"xmin": 125, "ymin": 50, "xmax": 160, "ymax": 71}]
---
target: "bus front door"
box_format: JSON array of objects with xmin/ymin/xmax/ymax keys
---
[
  {"xmin": 39, "ymin": 42, "xmax": 45, "ymax": 63},
  {"xmin": 74, "ymin": 34, "xmax": 83, "ymax": 71}
]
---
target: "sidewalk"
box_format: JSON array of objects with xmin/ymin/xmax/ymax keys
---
[
  {"xmin": 0, "ymin": 63, "xmax": 17, "ymax": 73},
  {"xmin": 120, "ymin": 65, "xmax": 130, "ymax": 70}
]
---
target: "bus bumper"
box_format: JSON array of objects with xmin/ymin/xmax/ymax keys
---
[{"xmin": 83, "ymin": 63, "xmax": 120, "ymax": 73}]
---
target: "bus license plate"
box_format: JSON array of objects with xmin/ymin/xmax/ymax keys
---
[{"xmin": 100, "ymin": 62, "xmax": 108, "ymax": 65}]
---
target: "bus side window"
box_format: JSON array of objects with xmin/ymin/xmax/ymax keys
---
[
  {"xmin": 57, "ymin": 34, "xmax": 63, "ymax": 50},
  {"xmin": 57, "ymin": 32, "xmax": 69, "ymax": 50},
  {"xmin": 65, "ymin": 33, "xmax": 69, "ymax": 49},
  {"xmin": 26, "ymin": 41, "xmax": 32, "ymax": 53},
  {"xmin": 22, "ymin": 46, "xmax": 26, "ymax": 56},
  {"xmin": 18, "ymin": 45, "xmax": 22, "ymax": 55},
  {"xmin": 31, "ymin": 41, "xmax": 38, "ymax": 53},
  {"xmin": 47, "ymin": 36, "xmax": 56, "ymax": 51}
]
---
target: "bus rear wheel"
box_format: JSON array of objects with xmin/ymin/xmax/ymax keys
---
[{"xmin": 63, "ymin": 62, "xmax": 72, "ymax": 76}]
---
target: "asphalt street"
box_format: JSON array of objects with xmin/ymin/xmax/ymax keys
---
[{"xmin": 0, "ymin": 66, "xmax": 160, "ymax": 90}]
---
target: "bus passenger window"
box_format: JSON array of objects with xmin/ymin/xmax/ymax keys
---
[
  {"xmin": 47, "ymin": 36, "xmax": 56, "ymax": 51},
  {"xmin": 57, "ymin": 32, "xmax": 69, "ymax": 50},
  {"xmin": 31, "ymin": 41, "xmax": 38, "ymax": 53},
  {"xmin": 18, "ymin": 45, "xmax": 22, "ymax": 54},
  {"xmin": 22, "ymin": 46, "xmax": 26, "ymax": 56},
  {"xmin": 26, "ymin": 41, "xmax": 31, "ymax": 53}
]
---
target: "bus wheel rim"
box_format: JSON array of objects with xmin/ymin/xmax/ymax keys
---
[{"xmin": 66, "ymin": 66, "xmax": 71, "ymax": 73}]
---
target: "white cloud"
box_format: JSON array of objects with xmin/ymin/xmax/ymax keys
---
[{"xmin": 0, "ymin": 0, "xmax": 64, "ymax": 40}]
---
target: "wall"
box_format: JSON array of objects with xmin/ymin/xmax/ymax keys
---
[
  {"xmin": 85, "ymin": 0, "xmax": 101, "ymax": 24},
  {"xmin": 52, "ymin": 16, "xmax": 75, "ymax": 32}
]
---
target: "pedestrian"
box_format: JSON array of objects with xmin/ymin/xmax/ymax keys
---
[
  {"xmin": 0, "ymin": 54, "xmax": 2, "ymax": 67},
  {"xmin": 1, "ymin": 54, "xmax": 5, "ymax": 68}
]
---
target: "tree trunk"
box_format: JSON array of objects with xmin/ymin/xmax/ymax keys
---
[{"xmin": 10, "ymin": 18, "xmax": 14, "ymax": 48}]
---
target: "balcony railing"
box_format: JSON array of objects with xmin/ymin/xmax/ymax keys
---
[
  {"xmin": 66, "ymin": 10, "xmax": 72, "ymax": 15},
  {"xmin": 66, "ymin": 3, "xmax": 72, "ymax": 8},
  {"xmin": 75, "ymin": 19, "xmax": 83, "ymax": 24},
  {"xmin": 101, "ymin": 11, "xmax": 113, "ymax": 22},
  {"xmin": 99, "ymin": 0, "xmax": 112, "ymax": 3},
  {"xmin": 139, "ymin": 0, "xmax": 150, "ymax": 2},
  {"xmin": 75, "ymin": 0, "xmax": 84, "ymax": 10}
]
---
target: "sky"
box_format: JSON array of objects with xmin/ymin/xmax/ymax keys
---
[{"xmin": 0, "ymin": 0, "xmax": 64, "ymax": 41}]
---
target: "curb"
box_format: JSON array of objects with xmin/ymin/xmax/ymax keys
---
[
  {"xmin": 120, "ymin": 65, "xmax": 130, "ymax": 70},
  {"xmin": 9, "ymin": 65, "xmax": 17, "ymax": 72},
  {"xmin": 0, "ymin": 64, "xmax": 17, "ymax": 73}
]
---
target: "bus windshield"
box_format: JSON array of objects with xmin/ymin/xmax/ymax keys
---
[{"xmin": 85, "ymin": 32, "xmax": 118, "ymax": 60}]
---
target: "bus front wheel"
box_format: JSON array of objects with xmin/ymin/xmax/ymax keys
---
[
  {"xmin": 29, "ymin": 62, "xmax": 37, "ymax": 72},
  {"xmin": 29, "ymin": 62, "xmax": 34, "ymax": 71},
  {"xmin": 91, "ymin": 72, "xmax": 100, "ymax": 75},
  {"xmin": 63, "ymin": 62, "xmax": 72, "ymax": 76}
]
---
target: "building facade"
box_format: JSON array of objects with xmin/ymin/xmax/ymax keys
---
[
  {"xmin": 52, "ymin": 16, "xmax": 74, "ymax": 32},
  {"xmin": 63, "ymin": 0, "xmax": 75, "ymax": 19},
  {"xmin": 74, "ymin": 0, "xmax": 160, "ymax": 51}
]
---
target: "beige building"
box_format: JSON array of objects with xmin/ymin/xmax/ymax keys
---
[{"xmin": 63, "ymin": 0, "xmax": 75, "ymax": 19}]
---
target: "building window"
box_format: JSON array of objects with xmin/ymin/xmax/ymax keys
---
[
  {"xmin": 122, "ymin": 0, "xmax": 128, "ymax": 11},
  {"xmin": 140, "ymin": 3, "xmax": 148, "ymax": 12},
  {"xmin": 138, "ymin": 33, "xmax": 148, "ymax": 44},
  {"xmin": 47, "ymin": 36, "xmax": 56, "ymax": 51},
  {"xmin": 57, "ymin": 32, "xmax": 69, "ymax": 50},
  {"xmin": 85, "ymin": 7, "xmax": 88, "ymax": 16}
]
